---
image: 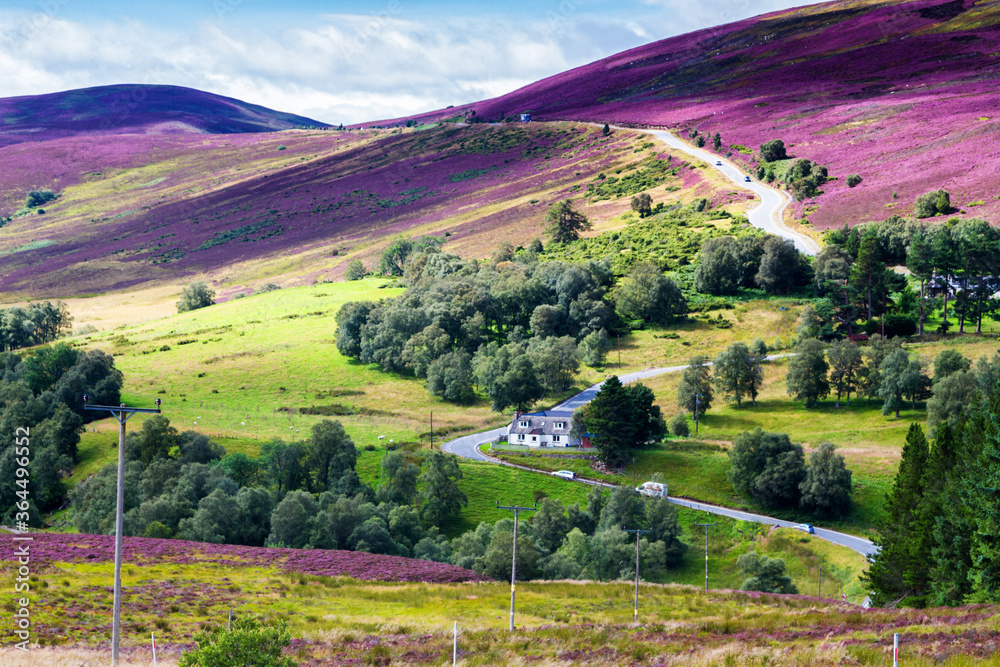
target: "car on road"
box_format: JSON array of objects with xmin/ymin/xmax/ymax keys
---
[
  {"xmin": 553, "ymin": 470, "xmax": 576, "ymax": 480},
  {"xmin": 636, "ymin": 481, "xmax": 668, "ymax": 497},
  {"xmin": 715, "ymin": 160, "xmax": 722, "ymax": 166},
  {"xmin": 793, "ymin": 523, "xmax": 815, "ymax": 534},
  {"xmin": 744, "ymin": 175, "xmax": 752, "ymax": 182}
]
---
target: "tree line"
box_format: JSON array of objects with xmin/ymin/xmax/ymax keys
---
[
  {"xmin": 0, "ymin": 342, "xmax": 123, "ymax": 523},
  {"xmin": 0, "ymin": 301, "xmax": 73, "ymax": 351},
  {"xmin": 337, "ymin": 247, "xmax": 686, "ymax": 412},
  {"xmin": 70, "ymin": 416, "xmax": 688, "ymax": 583},
  {"xmin": 865, "ymin": 377, "xmax": 1000, "ymax": 607}
]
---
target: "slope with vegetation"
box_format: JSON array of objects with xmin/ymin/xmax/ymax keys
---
[{"xmin": 400, "ymin": 0, "xmax": 1000, "ymax": 229}]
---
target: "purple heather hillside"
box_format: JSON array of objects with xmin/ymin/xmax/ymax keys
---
[
  {"xmin": 400, "ymin": 0, "xmax": 1000, "ymax": 229},
  {"xmin": 0, "ymin": 84, "xmax": 329, "ymax": 148},
  {"xmin": 0, "ymin": 532, "xmax": 488, "ymax": 583}
]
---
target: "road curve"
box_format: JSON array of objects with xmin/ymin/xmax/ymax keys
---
[
  {"xmin": 624, "ymin": 127, "xmax": 820, "ymax": 256},
  {"xmin": 441, "ymin": 356, "xmax": 877, "ymax": 558}
]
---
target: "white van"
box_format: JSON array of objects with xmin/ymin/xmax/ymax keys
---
[{"xmin": 636, "ymin": 481, "xmax": 667, "ymax": 497}]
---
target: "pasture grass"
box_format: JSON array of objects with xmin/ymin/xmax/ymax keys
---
[{"xmin": 7, "ymin": 551, "xmax": 995, "ymax": 665}]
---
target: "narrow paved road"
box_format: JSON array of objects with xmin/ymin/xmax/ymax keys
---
[
  {"xmin": 627, "ymin": 127, "xmax": 820, "ymax": 256},
  {"xmin": 442, "ymin": 355, "xmax": 877, "ymax": 559}
]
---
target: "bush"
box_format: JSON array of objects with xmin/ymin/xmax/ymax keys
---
[
  {"xmin": 179, "ymin": 615, "xmax": 295, "ymax": 667},
  {"xmin": 846, "ymin": 174, "xmax": 863, "ymax": 188},
  {"xmin": 255, "ymin": 283, "xmax": 281, "ymax": 294},
  {"xmin": 345, "ymin": 259, "xmax": 367, "ymax": 281},
  {"xmin": 177, "ymin": 282, "xmax": 215, "ymax": 313},
  {"xmin": 914, "ymin": 189, "xmax": 951, "ymax": 218},
  {"xmin": 759, "ymin": 139, "xmax": 787, "ymax": 162},
  {"xmin": 881, "ymin": 314, "xmax": 918, "ymax": 338},
  {"xmin": 25, "ymin": 189, "xmax": 58, "ymax": 208},
  {"xmin": 669, "ymin": 413, "xmax": 689, "ymax": 437}
]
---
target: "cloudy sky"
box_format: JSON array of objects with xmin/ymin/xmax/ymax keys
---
[{"xmin": 2, "ymin": 0, "xmax": 805, "ymax": 125}]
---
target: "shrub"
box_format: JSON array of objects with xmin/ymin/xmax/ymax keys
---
[
  {"xmin": 846, "ymin": 174, "xmax": 863, "ymax": 188},
  {"xmin": 630, "ymin": 193, "xmax": 652, "ymax": 218},
  {"xmin": 177, "ymin": 282, "xmax": 215, "ymax": 313},
  {"xmin": 256, "ymin": 283, "xmax": 281, "ymax": 294},
  {"xmin": 669, "ymin": 413, "xmax": 689, "ymax": 437},
  {"xmin": 179, "ymin": 615, "xmax": 295, "ymax": 667},
  {"xmin": 345, "ymin": 259, "xmax": 367, "ymax": 281},
  {"xmin": 914, "ymin": 189, "xmax": 951, "ymax": 218},
  {"xmin": 25, "ymin": 189, "xmax": 58, "ymax": 208},
  {"xmin": 759, "ymin": 139, "xmax": 787, "ymax": 162}
]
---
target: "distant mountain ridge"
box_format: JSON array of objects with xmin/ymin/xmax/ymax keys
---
[
  {"xmin": 0, "ymin": 84, "xmax": 329, "ymax": 147},
  {"xmin": 397, "ymin": 0, "xmax": 1000, "ymax": 228}
]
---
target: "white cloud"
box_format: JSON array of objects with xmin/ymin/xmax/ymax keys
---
[{"xmin": 0, "ymin": 3, "xmax": 798, "ymax": 124}]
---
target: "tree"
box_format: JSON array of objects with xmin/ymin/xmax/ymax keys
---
[
  {"xmin": 914, "ymin": 189, "xmax": 951, "ymax": 218},
  {"xmin": 727, "ymin": 428, "xmax": 806, "ymax": 509},
  {"xmin": 602, "ymin": 123, "xmax": 610, "ymax": 136},
  {"xmin": 615, "ymin": 262, "xmax": 686, "ymax": 324},
  {"xmin": 578, "ymin": 328, "xmax": 611, "ymax": 367},
  {"xmin": 906, "ymin": 230, "xmax": 935, "ymax": 336},
  {"xmin": 694, "ymin": 237, "xmax": 740, "ymax": 296},
  {"xmin": 738, "ymin": 552, "xmax": 798, "ymax": 594},
  {"xmin": 827, "ymin": 339, "xmax": 863, "ymax": 407},
  {"xmin": 345, "ymin": 259, "xmax": 367, "ymax": 280},
  {"xmin": 477, "ymin": 519, "xmax": 540, "ymax": 581},
  {"xmin": 375, "ymin": 450, "xmax": 419, "ymax": 506},
  {"xmin": 933, "ymin": 350, "xmax": 971, "ymax": 384},
  {"xmin": 785, "ymin": 338, "xmax": 829, "ymax": 407},
  {"xmin": 678, "ymin": 355, "xmax": 713, "ymax": 420},
  {"xmin": 850, "ymin": 231, "xmax": 886, "ymax": 323},
  {"xmin": 177, "ymin": 282, "xmax": 215, "ymax": 313},
  {"xmin": 713, "ymin": 342, "xmax": 763, "ymax": 407},
  {"xmin": 759, "ymin": 139, "xmax": 787, "ymax": 162},
  {"xmin": 474, "ymin": 343, "xmax": 544, "ymax": 413},
  {"xmin": 580, "ymin": 376, "xmax": 665, "ymax": 468},
  {"xmin": 259, "ymin": 439, "xmax": 307, "ymax": 497},
  {"xmin": 307, "ymin": 419, "xmax": 357, "ymax": 492},
  {"xmin": 179, "ymin": 615, "xmax": 295, "ymax": 667},
  {"xmin": 426, "ymin": 350, "xmax": 476, "ymax": 404},
  {"xmin": 927, "ymin": 370, "xmax": 976, "ymax": 436},
  {"xmin": 669, "ymin": 413, "xmax": 689, "ymax": 437},
  {"xmin": 545, "ymin": 200, "xmax": 591, "ymax": 244},
  {"xmin": 527, "ymin": 336, "xmax": 579, "ymax": 393},
  {"xmin": 630, "ymin": 193, "xmax": 652, "ymax": 218},
  {"xmin": 846, "ymin": 174, "xmax": 863, "ymax": 188},
  {"xmin": 531, "ymin": 498, "xmax": 571, "ymax": 554},
  {"xmin": 417, "ymin": 451, "xmax": 468, "ymax": 527},
  {"xmin": 712, "ymin": 132, "xmax": 722, "ymax": 151},
  {"xmin": 799, "ymin": 442, "xmax": 852, "ymax": 517},
  {"xmin": 266, "ymin": 490, "xmax": 318, "ymax": 548},
  {"xmin": 755, "ymin": 236, "xmax": 807, "ymax": 295},
  {"xmin": 878, "ymin": 348, "xmax": 928, "ymax": 417},
  {"xmin": 126, "ymin": 415, "xmax": 180, "ymax": 467},
  {"xmin": 864, "ymin": 423, "xmax": 931, "ymax": 605}
]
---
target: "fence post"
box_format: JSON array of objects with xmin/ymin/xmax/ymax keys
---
[
  {"xmin": 228, "ymin": 609, "xmax": 232, "ymax": 632},
  {"xmin": 453, "ymin": 621, "xmax": 458, "ymax": 666},
  {"xmin": 893, "ymin": 633, "xmax": 899, "ymax": 667},
  {"xmin": 151, "ymin": 632, "xmax": 157, "ymax": 667}
]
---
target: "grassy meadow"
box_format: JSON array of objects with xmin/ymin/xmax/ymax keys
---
[{"xmin": 5, "ymin": 546, "xmax": 994, "ymax": 666}]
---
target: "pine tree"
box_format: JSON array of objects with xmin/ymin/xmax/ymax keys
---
[
  {"xmin": 965, "ymin": 390, "xmax": 1000, "ymax": 601},
  {"xmin": 906, "ymin": 230, "xmax": 934, "ymax": 336},
  {"xmin": 864, "ymin": 423, "xmax": 930, "ymax": 606}
]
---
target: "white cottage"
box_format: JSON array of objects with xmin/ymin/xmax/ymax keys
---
[{"xmin": 506, "ymin": 409, "xmax": 584, "ymax": 447}]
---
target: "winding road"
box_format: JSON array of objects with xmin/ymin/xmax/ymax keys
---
[
  {"xmin": 627, "ymin": 126, "xmax": 821, "ymax": 256},
  {"xmin": 442, "ymin": 356, "xmax": 877, "ymax": 559}
]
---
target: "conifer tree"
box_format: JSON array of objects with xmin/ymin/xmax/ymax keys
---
[{"xmin": 864, "ymin": 423, "xmax": 930, "ymax": 606}]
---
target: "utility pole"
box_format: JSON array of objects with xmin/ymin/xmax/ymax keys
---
[
  {"xmin": 84, "ymin": 396, "xmax": 161, "ymax": 667},
  {"xmin": 694, "ymin": 522, "xmax": 716, "ymax": 591},
  {"xmin": 430, "ymin": 411, "xmax": 433, "ymax": 450},
  {"xmin": 496, "ymin": 501, "xmax": 536, "ymax": 631},
  {"xmin": 625, "ymin": 528, "xmax": 651, "ymax": 622},
  {"xmin": 617, "ymin": 334, "xmax": 621, "ymax": 368}
]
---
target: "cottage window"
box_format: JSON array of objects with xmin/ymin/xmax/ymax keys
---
[
  {"xmin": 555, "ymin": 422, "xmax": 565, "ymax": 429},
  {"xmin": 552, "ymin": 435, "xmax": 561, "ymax": 443},
  {"xmin": 518, "ymin": 420, "xmax": 529, "ymax": 428},
  {"xmin": 516, "ymin": 434, "xmax": 525, "ymax": 441}
]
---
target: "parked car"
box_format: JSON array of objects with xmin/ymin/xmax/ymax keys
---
[
  {"xmin": 636, "ymin": 481, "xmax": 668, "ymax": 497},
  {"xmin": 553, "ymin": 470, "xmax": 576, "ymax": 480},
  {"xmin": 793, "ymin": 523, "xmax": 815, "ymax": 534},
  {"xmin": 744, "ymin": 175, "xmax": 752, "ymax": 182},
  {"xmin": 715, "ymin": 160, "xmax": 722, "ymax": 166}
]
